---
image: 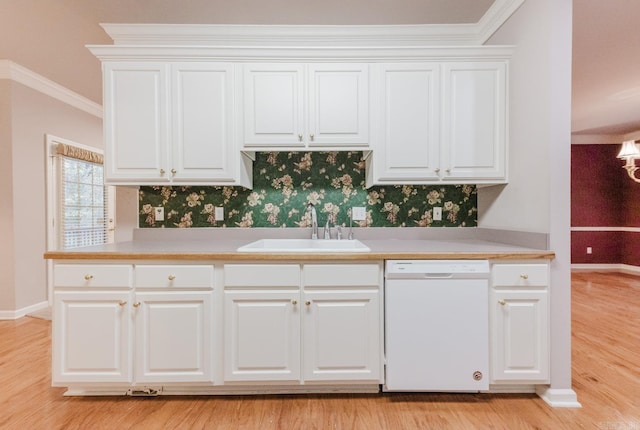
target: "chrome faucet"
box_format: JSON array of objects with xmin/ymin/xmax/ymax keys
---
[
  {"xmin": 324, "ymin": 218, "xmax": 331, "ymax": 239},
  {"xmin": 306, "ymin": 203, "xmax": 318, "ymax": 239}
]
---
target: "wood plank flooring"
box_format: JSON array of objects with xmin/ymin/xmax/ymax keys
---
[{"xmin": 0, "ymin": 271, "xmax": 638, "ymax": 429}]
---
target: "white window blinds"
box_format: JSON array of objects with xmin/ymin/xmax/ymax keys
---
[{"xmin": 57, "ymin": 144, "xmax": 109, "ymax": 249}]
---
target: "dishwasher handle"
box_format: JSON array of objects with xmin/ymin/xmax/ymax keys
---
[
  {"xmin": 423, "ymin": 273, "xmax": 454, "ymax": 279},
  {"xmin": 385, "ymin": 272, "xmax": 454, "ymax": 279}
]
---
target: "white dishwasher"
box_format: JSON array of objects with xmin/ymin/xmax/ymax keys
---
[{"xmin": 384, "ymin": 260, "xmax": 490, "ymax": 392}]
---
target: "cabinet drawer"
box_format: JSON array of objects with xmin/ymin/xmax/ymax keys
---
[
  {"xmin": 492, "ymin": 264, "xmax": 548, "ymax": 287},
  {"xmin": 54, "ymin": 264, "xmax": 133, "ymax": 288},
  {"xmin": 303, "ymin": 264, "xmax": 380, "ymax": 287},
  {"xmin": 224, "ymin": 264, "xmax": 300, "ymax": 287},
  {"xmin": 135, "ymin": 265, "xmax": 214, "ymax": 288}
]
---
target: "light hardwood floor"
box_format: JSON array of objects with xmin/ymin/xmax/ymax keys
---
[{"xmin": 0, "ymin": 271, "xmax": 638, "ymax": 429}]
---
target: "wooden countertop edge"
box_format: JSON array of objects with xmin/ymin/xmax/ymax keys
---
[{"xmin": 44, "ymin": 251, "xmax": 556, "ymax": 261}]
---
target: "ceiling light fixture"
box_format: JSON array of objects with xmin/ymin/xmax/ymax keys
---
[{"xmin": 617, "ymin": 140, "xmax": 640, "ymax": 182}]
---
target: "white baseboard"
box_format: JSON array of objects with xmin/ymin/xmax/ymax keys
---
[
  {"xmin": 0, "ymin": 301, "xmax": 49, "ymax": 320},
  {"xmin": 571, "ymin": 263, "xmax": 640, "ymax": 275},
  {"xmin": 536, "ymin": 387, "xmax": 581, "ymax": 408}
]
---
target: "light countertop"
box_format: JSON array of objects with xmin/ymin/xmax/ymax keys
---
[{"xmin": 44, "ymin": 236, "xmax": 554, "ymax": 261}]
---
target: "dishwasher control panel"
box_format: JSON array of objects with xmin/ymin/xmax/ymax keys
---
[{"xmin": 386, "ymin": 260, "xmax": 490, "ymax": 279}]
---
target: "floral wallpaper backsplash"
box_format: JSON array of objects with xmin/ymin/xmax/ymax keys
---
[{"xmin": 138, "ymin": 152, "xmax": 477, "ymax": 228}]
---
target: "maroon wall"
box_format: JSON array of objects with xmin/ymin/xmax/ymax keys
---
[{"xmin": 571, "ymin": 143, "xmax": 640, "ymax": 266}]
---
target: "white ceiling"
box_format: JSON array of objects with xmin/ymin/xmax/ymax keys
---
[
  {"xmin": 1, "ymin": 0, "xmax": 639, "ymax": 136},
  {"xmin": 571, "ymin": 0, "xmax": 640, "ymax": 136}
]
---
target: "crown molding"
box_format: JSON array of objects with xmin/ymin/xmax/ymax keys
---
[
  {"xmin": 0, "ymin": 60, "xmax": 102, "ymax": 118},
  {"xmin": 99, "ymin": 0, "xmax": 523, "ymax": 48},
  {"xmin": 477, "ymin": 0, "xmax": 527, "ymax": 43},
  {"xmin": 87, "ymin": 44, "xmax": 514, "ymax": 62},
  {"xmin": 100, "ymin": 23, "xmax": 482, "ymax": 47}
]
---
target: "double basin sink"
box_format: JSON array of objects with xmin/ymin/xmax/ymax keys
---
[{"xmin": 237, "ymin": 238, "xmax": 370, "ymax": 253}]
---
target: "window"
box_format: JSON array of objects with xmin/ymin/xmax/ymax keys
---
[
  {"xmin": 59, "ymin": 156, "xmax": 109, "ymax": 249},
  {"xmin": 46, "ymin": 135, "xmax": 114, "ymax": 251}
]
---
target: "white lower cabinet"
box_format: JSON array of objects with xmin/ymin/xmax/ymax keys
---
[
  {"xmin": 224, "ymin": 289, "xmax": 300, "ymax": 381},
  {"xmin": 134, "ymin": 291, "xmax": 213, "ymax": 383},
  {"xmin": 54, "ymin": 258, "xmax": 556, "ymax": 393},
  {"xmin": 223, "ymin": 263, "xmax": 383, "ymax": 385},
  {"xmin": 302, "ymin": 289, "xmax": 380, "ymax": 381},
  {"xmin": 490, "ymin": 262, "xmax": 550, "ymax": 384},
  {"xmin": 52, "ymin": 263, "xmax": 215, "ymax": 388},
  {"xmin": 53, "ymin": 290, "xmax": 133, "ymax": 384}
]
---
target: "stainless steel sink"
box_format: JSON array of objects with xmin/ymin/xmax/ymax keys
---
[{"xmin": 236, "ymin": 238, "xmax": 371, "ymax": 253}]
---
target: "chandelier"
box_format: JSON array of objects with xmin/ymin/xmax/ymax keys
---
[{"xmin": 617, "ymin": 140, "xmax": 640, "ymax": 183}]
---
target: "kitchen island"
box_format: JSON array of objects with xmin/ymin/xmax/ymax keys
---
[{"xmin": 45, "ymin": 228, "xmax": 553, "ymax": 397}]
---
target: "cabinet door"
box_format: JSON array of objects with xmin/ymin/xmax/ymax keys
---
[
  {"xmin": 441, "ymin": 61, "xmax": 507, "ymax": 181},
  {"xmin": 104, "ymin": 62, "xmax": 169, "ymax": 183},
  {"xmin": 307, "ymin": 64, "xmax": 369, "ymax": 146},
  {"xmin": 52, "ymin": 291, "xmax": 132, "ymax": 384},
  {"xmin": 491, "ymin": 290, "xmax": 549, "ymax": 382},
  {"xmin": 242, "ymin": 64, "xmax": 305, "ymax": 147},
  {"xmin": 171, "ymin": 63, "xmax": 237, "ymax": 182},
  {"xmin": 302, "ymin": 289, "xmax": 381, "ymax": 381},
  {"xmin": 372, "ymin": 63, "xmax": 440, "ymax": 182},
  {"xmin": 134, "ymin": 291, "xmax": 214, "ymax": 383},
  {"xmin": 224, "ymin": 290, "xmax": 300, "ymax": 382}
]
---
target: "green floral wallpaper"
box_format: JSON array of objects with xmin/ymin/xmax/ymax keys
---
[{"xmin": 138, "ymin": 152, "xmax": 477, "ymax": 228}]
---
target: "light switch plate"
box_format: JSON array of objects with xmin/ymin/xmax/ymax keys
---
[
  {"xmin": 154, "ymin": 207, "xmax": 165, "ymax": 221},
  {"xmin": 215, "ymin": 206, "xmax": 224, "ymax": 221},
  {"xmin": 433, "ymin": 207, "xmax": 442, "ymax": 221},
  {"xmin": 352, "ymin": 207, "xmax": 366, "ymax": 221}
]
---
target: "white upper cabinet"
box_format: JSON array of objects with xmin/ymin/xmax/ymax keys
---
[
  {"xmin": 92, "ymin": 31, "xmax": 511, "ymax": 186},
  {"xmin": 171, "ymin": 63, "xmax": 250, "ymax": 184},
  {"xmin": 104, "ymin": 62, "xmax": 169, "ymax": 183},
  {"xmin": 307, "ymin": 64, "xmax": 370, "ymax": 147},
  {"xmin": 103, "ymin": 62, "xmax": 252, "ymax": 187},
  {"xmin": 367, "ymin": 60, "xmax": 508, "ymax": 186},
  {"xmin": 367, "ymin": 63, "xmax": 441, "ymax": 184},
  {"xmin": 441, "ymin": 61, "xmax": 507, "ymax": 182},
  {"xmin": 242, "ymin": 63, "xmax": 369, "ymax": 150}
]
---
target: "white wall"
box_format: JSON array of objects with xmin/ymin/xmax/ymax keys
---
[
  {"xmin": 485, "ymin": 0, "xmax": 574, "ymax": 396},
  {"xmin": 7, "ymin": 81, "xmax": 103, "ymax": 310},
  {"xmin": 480, "ymin": 4, "xmax": 552, "ymax": 233},
  {"xmin": 115, "ymin": 186, "xmax": 138, "ymax": 242},
  {"xmin": 0, "ymin": 80, "xmax": 16, "ymax": 311},
  {"xmin": 0, "ymin": 77, "xmax": 138, "ymax": 314}
]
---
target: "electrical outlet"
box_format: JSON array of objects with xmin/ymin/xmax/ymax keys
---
[
  {"xmin": 587, "ymin": 247, "xmax": 592, "ymax": 254},
  {"xmin": 352, "ymin": 207, "xmax": 366, "ymax": 221},
  {"xmin": 433, "ymin": 207, "xmax": 442, "ymax": 221},
  {"xmin": 154, "ymin": 207, "xmax": 164, "ymax": 221},
  {"xmin": 215, "ymin": 206, "xmax": 224, "ymax": 221}
]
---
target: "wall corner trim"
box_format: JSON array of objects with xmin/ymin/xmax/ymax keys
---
[{"xmin": 0, "ymin": 60, "xmax": 102, "ymax": 118}]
